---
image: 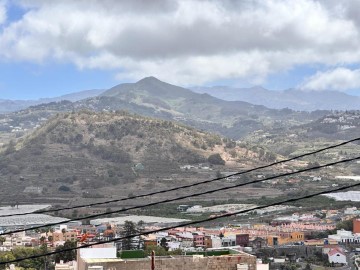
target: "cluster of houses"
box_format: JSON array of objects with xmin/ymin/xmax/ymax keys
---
[{"xmin": 2, "ymin": 206, "xmax": 360, "ymax": 269}]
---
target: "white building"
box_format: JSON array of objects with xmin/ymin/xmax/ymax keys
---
[
  {"xmin": 211, "ymin": 237, "xmax": 222, "ymax": 248},
  {"xmin": 328, "ymin": 229, "xmax": 360, "ymax": 244},
  {"xmin": 328, "ymin": 248, "xmax": 347, "ymax": 265}
]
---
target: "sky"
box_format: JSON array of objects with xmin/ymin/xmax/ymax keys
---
[{"xmin": 1, "ymin": 0, "xmax": 360, "ymax": 100}]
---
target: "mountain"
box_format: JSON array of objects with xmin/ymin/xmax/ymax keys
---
[
  {"xmin": 0, "ymin": 111, "xmax": 271, "ymax": 203},
  {"xmin": 0, "ymin": 77, "xmax": 328, "ymax": 143},
  {"xmin": 243, "ymin": 110, "xmax": 360, "ymax": 169},
  {"xmin": 192, "ymin": 86, "xmax": 360, "ymax": 111},
  {"xmin": 99, "ymin": 77, "xmax": 326, "ymax": 137},
  {"xmin": 0, "ymin": 89, "xmax": 104, "ymax": 113}
]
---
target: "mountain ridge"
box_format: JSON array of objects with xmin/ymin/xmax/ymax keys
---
[
  {"xmin": 192, "ymin": 86, "xmax": 360, "ymax": 111},
  {"xmin": 0, "ymin": 89, "xmax": 105, "ymax": 113}
]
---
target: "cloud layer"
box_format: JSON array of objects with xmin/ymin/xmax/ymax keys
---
[
  {"xmin": 0, "ymin": 0, "xmax": 6, "ymax": 25},
  {"xmin": 1, "ymin": 0, "xmax": 360, "ymax": 86},
  {"xmin": 301, "ymin": 68, "xmax": 360, "ymax": 91}
]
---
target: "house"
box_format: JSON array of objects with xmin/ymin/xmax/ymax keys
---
[
  {"xmin": 250, "ymin": 237, "xmax": 267, "ymax": 249},
  {"xmin": 267, "ymin": 232, "xmax": 304, "ymax": 246},
  {"xmin": 204, "ymin": 236, "xmax": 222, "ymax": 249},
  {"xmin": 327, "ymin": 247, "xmax": 347, "ymax": 265},
  {"xmin": 236, "ymin": 234, "xmax": 249, "ymax": 247},
  {"xmin": 192, "ymin": 232, "xmax": 205, "ymax": 248},
  {"xmin": 52, "ymin": 230, "xmax": 78, "ymax": 242},
  {"xmin": 222, "ymin": 236, "xmax": 236, "ymax": 247}
]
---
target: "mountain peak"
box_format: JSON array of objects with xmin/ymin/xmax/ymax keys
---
[{"xmin": 137, "ymin": 76, "xmax": 162, "ymax": 84}]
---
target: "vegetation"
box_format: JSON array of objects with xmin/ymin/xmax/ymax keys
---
[
  {"xmin": 208, "ymin": 153, "xmax": 225, "ymax": 165},
  {"xmin": 54, "ymin": 241, "xmax": 77, "ymax": 263},
  {"xmin": 121, "ymin": 221, "xmax": 139, "ymax": 250},
  {"xmin": 0, "ymin": 245, "xmax": 53, "ymax": 270}
]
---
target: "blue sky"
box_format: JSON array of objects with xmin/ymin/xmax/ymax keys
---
[
  {"xmin": 0, "ymin": 62, "xmax": 118, "ymax": 99},
  {"xmin": 1, "ymin": 0, "xmax": 360, "ymax": 100}
]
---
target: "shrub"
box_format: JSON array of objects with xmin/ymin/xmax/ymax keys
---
[{"xmin": 208, "ymin": 153, "xmax": 225, "ymax": 165}]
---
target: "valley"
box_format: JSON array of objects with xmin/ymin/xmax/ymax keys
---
[{"xmin": 0, "ymin": 78, "xmax": 358, "ymax": 216}]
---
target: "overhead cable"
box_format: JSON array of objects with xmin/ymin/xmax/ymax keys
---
[
  {"xmin": 1, "ymin": 137, "xmax": 359, "ymax": 219},
  {"xmin": 1, "ymin": 180, "xmax": 360, "ymax": 265},
  {"xmin": 1, "ymin": 155, "xmax": 359, "ymax": 237}
]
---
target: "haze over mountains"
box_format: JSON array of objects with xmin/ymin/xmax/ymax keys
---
[
  {"xmin": 192, "ymin": 86, "xmax": 360, "ymax": 111},
  {"xmin": 1, "ymin": 77, "xmax": 328, "ymax": 140},
  {"xmin": 0, "ymin": 89, "xmax": 104, "ymax": 113},
  {"xmin": 2, "ymin": 79, "xmax": 359, "ymax": 114}
]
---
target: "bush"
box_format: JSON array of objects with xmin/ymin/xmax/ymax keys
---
[
  {"xmin": 208, "ymin": 153, "xmax": 225, "ymax": 165},
  {"xmin": 58, "ymin": 185, "xmax": 71, "ymax": 192}
]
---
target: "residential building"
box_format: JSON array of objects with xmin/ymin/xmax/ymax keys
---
[
  {"xmin": 354, "ymin": 219, "xmax": 360, "ymax": 233},
  {"xmin": 328, "ymin": 229, "xmax": 360, "ymax": 244},
  {"xmin": 236, "ymin": 234, "xmax": 249, "ymax": 247},
  {"xmin": 267, "ymin": 232, "xmax": 304, "ymax": 246},
  {"xmin": 193, "ymin": 232, "xmax": 205, "ymax": 247},
  {"xmin": 327, "ymin": 248, "xmax": 347, "ymax": 265}
]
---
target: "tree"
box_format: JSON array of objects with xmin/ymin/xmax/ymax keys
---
[
  {"xmin": 0, "ymin": 252, "xmax": 15, "ymax": 270},
  {"xmin": 54, "ymin": 241, "xmax": 77, "ymax": 263},
  {"xmin": 48, "ymin": 235, "xmax": 54, "ymax": 244},
  {"xmin": 10, "ymin": 246, "xmax": 51, "ymax": 269},
  {"xmin": 137, "ymin": 220, "xmax": 144, "ymax": 228},
  {"xmin": 106, "ymin": 207, "xmax": 112, "ymax": 218},
  {"xmin": 59, "ymin": 185, "xmax": 71, "ymax": 192},
  {"xmin": 307, "ymin": 161, "xmax": 320, "ymax": 169},
  {"xmin": 160, "ymin": 238, "xmax": 169, "ymax": 251},
  {"xmin": 0, "ymin": 237, "xmax": 5, "ymax": 244},
  {"xmin": 208, "ymin": 153, "xmax": 225, "ymax": 165},
  {"xmin": 216, "ymin": 170, "xmax": 223, "ymax": 178},
  {"xmin": 122, "ymin": 221, "xmax": 138, "ymax": 250},
  {"xmin": 39, "ymin": 236, "xmax": 46, "ymax": 244},
  {"xmin": 4, "ymin": 140, "xmax": 16, "ymax": 155}
]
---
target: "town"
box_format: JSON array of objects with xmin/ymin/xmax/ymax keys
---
[{"xmin": 1, "ymin": 204, "xmax": 360, "ymax": 270}]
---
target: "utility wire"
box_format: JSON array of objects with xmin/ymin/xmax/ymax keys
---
[
  {"xmin": 1, "ymin": 137, "xmax": 359, "ymax": 219},
  {"xmin": 1, "ymin": 155, "xmax": 359, "ymax": 237},
  {"xmin": 1, "ymin": 180, "xmax": 360, "ymax": 265}
]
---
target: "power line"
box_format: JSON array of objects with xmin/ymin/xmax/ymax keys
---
[
  {"xmin": 1, "ymin": 137, "xmax": 359, "ymax": 219},
  {"xmin": 1, "ymin": 180, "xmax": 359, "ymax": 265},
  {"xmin": 1, "ymin": 155, "xmax": 359, "ymax": 237}
]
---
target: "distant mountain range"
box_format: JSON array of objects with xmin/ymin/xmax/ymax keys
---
[
  {"xmin": 3, "ymin": 77, "xmax": 359, "ymax": 143},
  {"xmin": 0, "ymin": 77, "xmax": 325, "ymax": 140},
  {"xmin": 192, "ymin": 86, "xmax": 360, "ymax": 111},
  {"xmin": 3, "ymin": 81, "xmax": 360, "ymax": 114},
  {"xmin": 0, "ymin": 89, "xmax": 104, "ymax": 113}
]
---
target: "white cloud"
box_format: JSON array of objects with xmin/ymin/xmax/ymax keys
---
[
  {"xmin": 0, "ymin": 0, "xmax": 7, "ymax": 25},
  {"xmin": 300, "ymin": 68, "xmax": 360, "ymax": 91},
  {"xmin": 1, "ymin": 0, "xmax": 360, "ymax": 85}
]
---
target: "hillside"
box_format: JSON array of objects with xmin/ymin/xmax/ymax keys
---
[
  {"xmin": 101, "ymin": 77, "xmax": 325, "ymax": 129},
  {"xmin": 192, "ymin": 86, "xmax": 360, "ymax": 111},
  {"xmin": 243, "ymin": 111, "xmax": 360, "ymax": 175},
  {"xmin": 0, "ymin": 111, "xmax": 276, "ymax": 205}
]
